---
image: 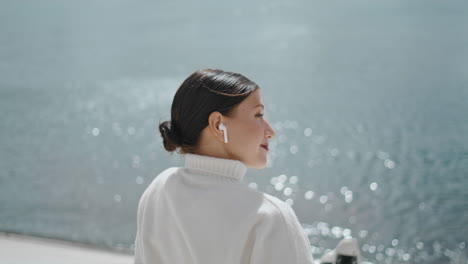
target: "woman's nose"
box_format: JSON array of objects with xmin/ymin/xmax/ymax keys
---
[{"xmin": 265, "ymin": 122, "xmax": 276, "ymax": 139}]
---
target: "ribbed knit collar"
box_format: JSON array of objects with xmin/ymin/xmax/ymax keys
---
[{"xmin": 184, "ymin": 153, "xmax": 248, "ymax": 182}]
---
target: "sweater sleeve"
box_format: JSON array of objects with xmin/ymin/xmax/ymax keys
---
[
  {"xmin": 134, "ymin": 189, "xmax": 149, "ymax": 264},
  {"xmin": 249, "ymin": 200, "xmax": 314, "ymax": 264},
  {"xmin": 133, "ymin": 167, "xmax": 178, "ymax": 264}
]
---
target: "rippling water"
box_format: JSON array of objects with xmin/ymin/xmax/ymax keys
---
[{"xmin": 1, "ymin": 1, "xmax": 467, "ymax": 263}]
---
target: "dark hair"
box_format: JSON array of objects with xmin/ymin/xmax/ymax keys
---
[{"xmin": 158, "ymin": 68, "xmax": 260, "ymax": 154}]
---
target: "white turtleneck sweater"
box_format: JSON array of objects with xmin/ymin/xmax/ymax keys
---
[{"xmin": 133, "ymin": 153, "xmax": 314, "ymax": 264}]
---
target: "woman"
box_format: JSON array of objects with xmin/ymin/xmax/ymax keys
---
[{"xmin": 133, "ymin": 69, "xmax": 314, "ymax": 264}]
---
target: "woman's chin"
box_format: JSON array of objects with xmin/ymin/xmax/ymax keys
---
[
  {"xmin": 248, "ymin": 163, "xmax": 265, "ymax": 169},
  {"xmin": 249, "ymin": 158, "xmax": 267, "ymax": 169}
]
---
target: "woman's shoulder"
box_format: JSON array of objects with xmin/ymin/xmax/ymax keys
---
[
  {"xmin": 241, "ymin": 187, "xmax": 298, "ymax": 222},
  {"xmin": 156, "ymin": 166, "xmax": 180, "ymax": 182},
  {"xmin": 258, "ymin": 192, "xmax": 298, "ymax": 220},
  {"xmin": 139, "ymin": 167, "xmax": 181, "ymax": 200},
  {"xmin": 147, "ymin": 166, "xmax": 179, "ymax": 186}
]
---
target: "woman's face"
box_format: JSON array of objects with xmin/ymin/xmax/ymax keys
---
[{"xmin": 225, "ymin": 89, "xmax": 276, "ymax": 169}]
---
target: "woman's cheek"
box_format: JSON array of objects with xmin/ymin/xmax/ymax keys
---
[{"xmin": 252, "ymin": 122, "xmax": 263, "ymax": 132}]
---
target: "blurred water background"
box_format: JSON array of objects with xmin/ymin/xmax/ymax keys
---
[{"xmin": 0, "ymin": 0, "xmax": 467, "ymax": 263}]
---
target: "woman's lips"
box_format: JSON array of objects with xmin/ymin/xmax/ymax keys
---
[{"xmin": 260, "ymin": 145, "xmax": 269, "ymax": 151}]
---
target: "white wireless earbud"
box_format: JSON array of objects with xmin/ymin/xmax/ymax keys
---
[{"xmin": 218, "ymin": 123, "xmax": 228, "ymax": 143}]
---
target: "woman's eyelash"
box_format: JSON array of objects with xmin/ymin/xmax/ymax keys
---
[{"xmin": 256, "ymin": 113, "xmax": 264, "ymax": 117}]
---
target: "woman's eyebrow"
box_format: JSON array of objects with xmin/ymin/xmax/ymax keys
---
[{"xmin": 254, "ymin": 104, "xmax": 264, "ymax": 109}]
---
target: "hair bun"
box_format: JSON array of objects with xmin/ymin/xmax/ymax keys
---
[{"xmin": 159, "ymin": 120, "xmax": 181, "ymax": 152}]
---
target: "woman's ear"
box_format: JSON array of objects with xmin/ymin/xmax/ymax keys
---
[{"xmin": 207, "ymin": 111, "xmax": 225, "ymax": 143}]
